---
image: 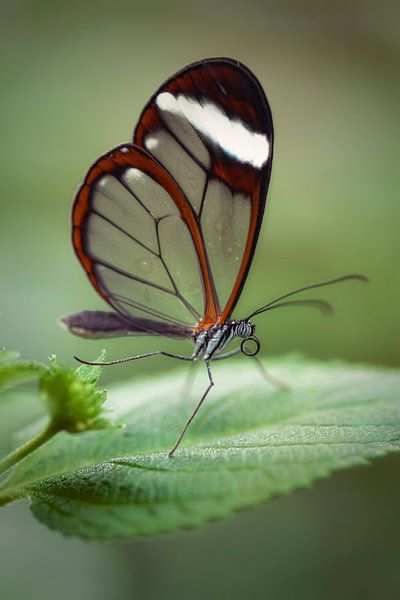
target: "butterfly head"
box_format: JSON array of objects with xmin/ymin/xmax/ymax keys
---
[{"xmin": 234, "ymin": 319, "xmax": 260, "ymax": 357}]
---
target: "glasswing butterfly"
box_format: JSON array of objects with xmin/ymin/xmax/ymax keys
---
[{"xmin": 60, "ymin": 58, "xmax": 366, "ymax": 456}]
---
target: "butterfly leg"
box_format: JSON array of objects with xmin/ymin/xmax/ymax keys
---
[
  {"xmin": 74, "ymin": 350, "xmax": 193, "ymax": 366},
  {"xmin": 213, "ymin": 347, "xmax": 241, "ymax": 361},
  {"xmin": 252, "ymin": 355, "xmax": 289, "ymax": 391},
  {"xmin": 168, "ymin": 359, "xmax": 214, "ymax": 458}
]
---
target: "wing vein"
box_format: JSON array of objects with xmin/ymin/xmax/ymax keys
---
[
  {"xmin": 94, "ymin": 183, "xmax": 153, "ymax": 219},
  {"xmin": 86, "ymin": 209, "xmax": 159, "ymax": 257},
  {"xmin": 198, "ymin": 174, "xmax": 209, "ymax": 219},
  {"xmin": 155, "ymin": 218, "xmax": 201, "ymax": 321},
  {"xmin": 111, "ymin": 294, "xmax": 193, "ymax": 326},
  {"xmin": 114, "ymin": 177, "xmax": 156, "ymax": 218},
  {"xmin": 91, "ymin": 258, "xmax": 175, "ymax": 295},
  {"xmin": 159, "ymin": 117, "xmax": 208, "ymax": 174}
]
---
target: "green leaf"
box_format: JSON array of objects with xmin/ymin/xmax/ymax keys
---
[
  {"xmin": 0, "ymin": 350, "xmax": 114, "ymax": 482},
  {"xmin": 40, "ymin": 352, "xmax": 112, "ymax": 433},
  {"xmin": 0, "ymin": 356, "xmax": 399, "ymax": 539},
  {"xmin": 73, "ymin": 350, "xmax": 106, "ymax": 384},
  {"xmin": 0, "ymin": 390, "xmax": 45, "ymax": 457},
  {"xmin": 0, "ymin": 349, "xmax": 111, "ymax": 442},
  {"xmin": 0, "ymin": 348, "xmax": 21, "ymax": 363},
  {"xmin": 0, "ymin": 348, "xmax": 48, "ymax": 458},
  {"xmin": 0, "ymin": 347, "xmax": 48, "ymax": 392}
]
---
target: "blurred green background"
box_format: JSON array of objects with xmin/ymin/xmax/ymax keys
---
[{"xmin": 0, "ymin": 1, "xmax": 399, "ymax": 598}]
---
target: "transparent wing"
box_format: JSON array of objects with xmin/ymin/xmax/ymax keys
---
[
  {"xmin": 71, "ymin": 58, "xmax": 273, "ymax": 338},
  {"xmin": 134, "ymin": 57, "xmax": 273, "ymax": 323},
  {"xmin": 72, "ymin": 145, "xmax": 219, "ymax": 334}
]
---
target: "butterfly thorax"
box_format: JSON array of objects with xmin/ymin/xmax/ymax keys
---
[{"xmin": 192, "ymin": 320, "xmax": 254, "ymax": 361}]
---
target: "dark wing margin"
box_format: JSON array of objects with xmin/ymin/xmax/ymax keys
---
[
  {"xmin": 59, "ymin": 311, "xmax": 193, "ymax": 339},
  {"xmin": 70, "ymin": 144, "xmax": 219, "ymax": 338},
  {"xmin": 134, "ymin": 57, "xmax": 274, "ymax": 326}
]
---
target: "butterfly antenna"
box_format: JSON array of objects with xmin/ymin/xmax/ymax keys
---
[
  {"xmin": 261, "ymin": 298, "xmax": 334, "ymax": 315},
  {"xmin": 247, "ymin": 274, "xmax": 368, "ymax": 319}
]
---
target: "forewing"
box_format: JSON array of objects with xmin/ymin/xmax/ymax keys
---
[
  {"xmin": 72, "ymin": 145, "xmax": 218, "ymax": 335},
  {"xmin": 134, "ymin": 57, "xmax": 273, "ymax": 322}
]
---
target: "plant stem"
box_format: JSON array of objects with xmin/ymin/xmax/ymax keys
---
[
  {"xmin": 0, "ymin": 423, "xmax": 58, "ymax": 479},
  {"xmin": 0, "ymin": 492, "xmax": 21, "ymax": 507}
]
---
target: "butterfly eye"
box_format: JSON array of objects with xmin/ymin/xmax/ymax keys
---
[
  {"xmin": 240, "ymin": 335, "xmax": 260, "ymax": 357},
  {"xmin": 236, "ymin": 321, "xmax": 253, "ymax": 337}
]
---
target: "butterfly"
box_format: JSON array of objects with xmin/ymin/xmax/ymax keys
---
[{"xmin": 60, "ymin": 57, "xmax": 366, "ymax": 456}]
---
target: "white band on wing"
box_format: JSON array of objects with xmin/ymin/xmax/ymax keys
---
[{"xmin": 156, "ymin": 92, "xmax": 270, "ymax": 169}]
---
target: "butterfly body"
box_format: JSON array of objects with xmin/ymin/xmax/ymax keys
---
[{"xmin": 192, "ymin": 319, "xmax": 255, "ymax": 361}]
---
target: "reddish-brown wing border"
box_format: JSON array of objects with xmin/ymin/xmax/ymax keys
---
[
  {"xmin": 72, "ymin": 144, "xmax": 220, "ymax": 327},
  {"xmin": 133, "ymin": 57, "xmax": 274, "ymax": 327}
]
